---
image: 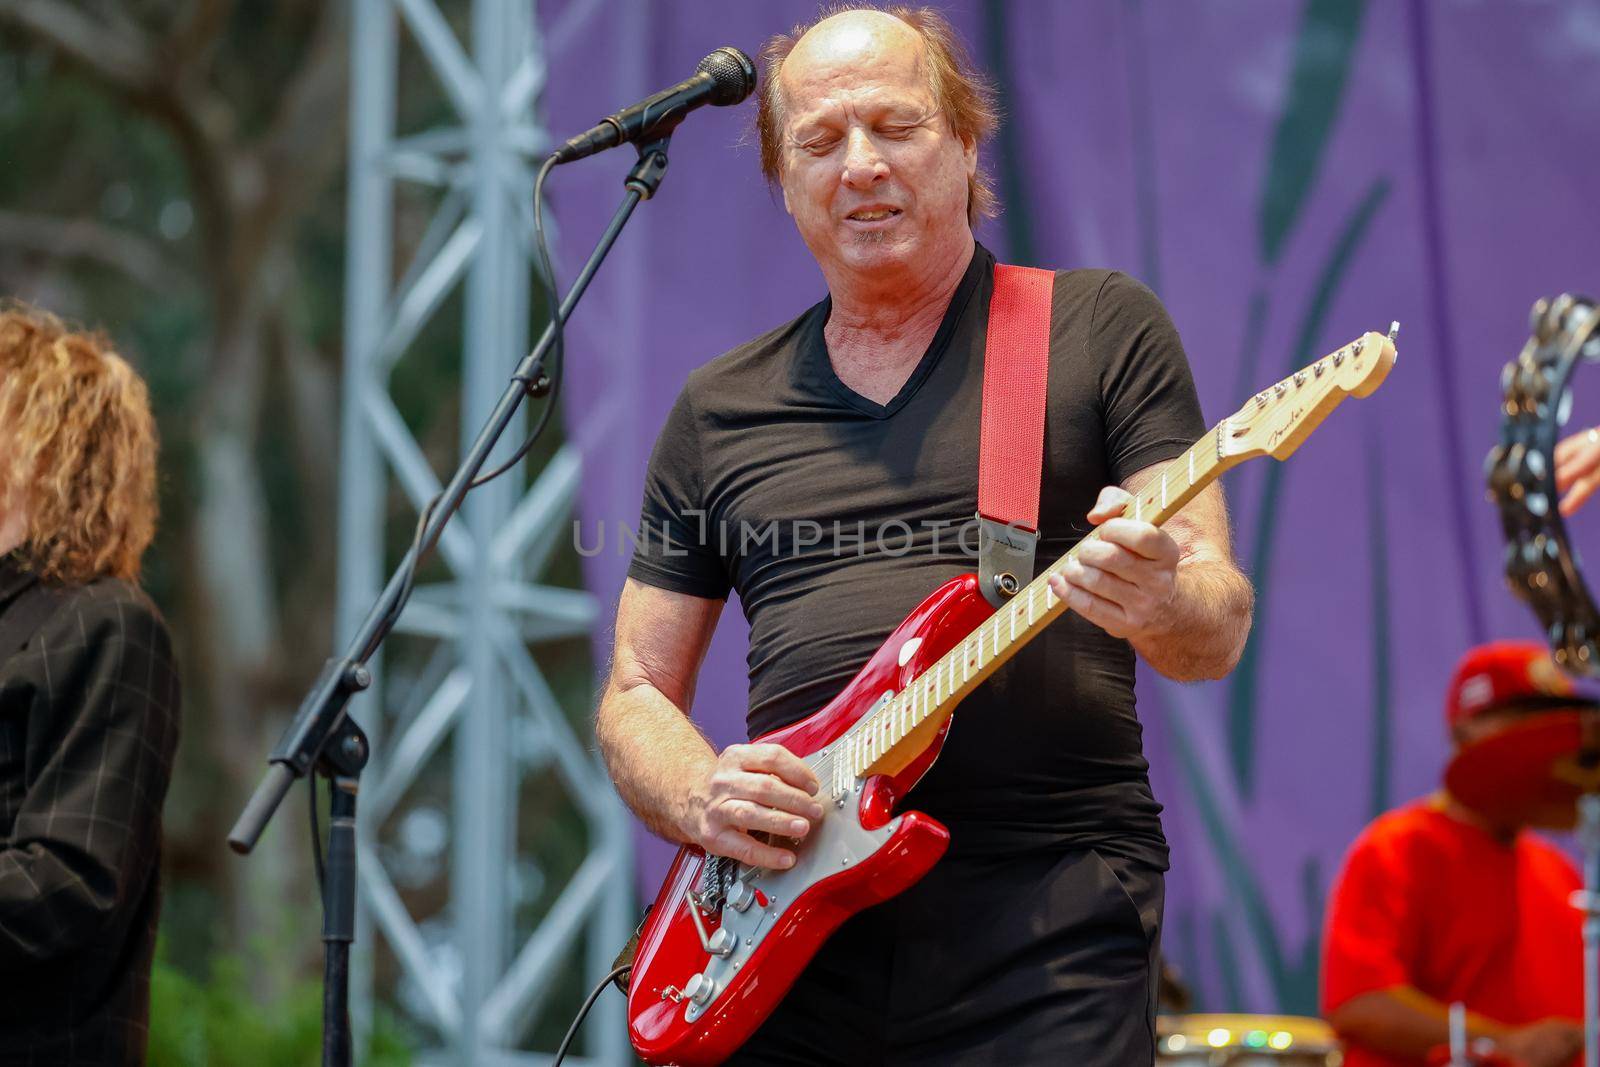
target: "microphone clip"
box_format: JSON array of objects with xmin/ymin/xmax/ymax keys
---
[{"xmin": 625, "ymin": 136, "xmax": 673, "ymax": 200}]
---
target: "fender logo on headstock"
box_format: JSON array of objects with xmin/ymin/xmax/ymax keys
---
[{"xmin": 1268, "ymin": 408, "xmax": 1306, "ymax": 447}]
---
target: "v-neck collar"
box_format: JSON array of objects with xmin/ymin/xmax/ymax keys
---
[{"xmin": 805, "ymin": 244, "xmax": 990, "ymax": 420}]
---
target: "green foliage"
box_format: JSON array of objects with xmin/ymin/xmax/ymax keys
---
[{"xmin": 148, "ymin": 949, "xmax": 415, "ymax": 1067}]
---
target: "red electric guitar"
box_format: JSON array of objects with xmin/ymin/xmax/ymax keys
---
[{"xmin": 626, "ymin": 327, "xmax": 1400, "ymax": 1065}]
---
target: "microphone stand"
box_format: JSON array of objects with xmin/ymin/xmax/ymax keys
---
[{"xmin": 227, "ymin": 135, "xmax": 675, "ymax": 1067}]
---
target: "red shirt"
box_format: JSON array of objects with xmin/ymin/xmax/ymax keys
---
[{"xmin": 1320, "ymin": 798, "xmax": 1582, "ymax": 1067}]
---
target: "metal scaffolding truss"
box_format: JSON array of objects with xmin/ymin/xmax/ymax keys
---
[{"xmin": 339, "ymin": 0, "xmax": 631, "ymax": 1062}]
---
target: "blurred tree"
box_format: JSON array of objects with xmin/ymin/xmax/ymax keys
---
[
  {"xmin": 0, "ymin": 4, "xmax": 601, "ymax": 1052},
  {"xmin": 0, "ymin": 0, "xmax": 352, "ymax": 972}
]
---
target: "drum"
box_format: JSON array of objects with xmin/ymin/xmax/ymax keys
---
[{"xmin": 1157, "ymin": 1014, "xmax": 1343, "ymax": 1065}]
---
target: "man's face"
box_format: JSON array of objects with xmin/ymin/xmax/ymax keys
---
[{"xmin": 776, "ymin": 13, "xmax": 976, "ymax": 278}]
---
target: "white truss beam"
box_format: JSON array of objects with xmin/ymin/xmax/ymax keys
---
[{"xmin": 340, "ymin": 0, "xmax": 631, "ymax": 1062}]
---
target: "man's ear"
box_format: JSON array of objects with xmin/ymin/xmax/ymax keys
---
[
  {"xmin": 780, "ymin": 174, "xmax": 793, "ymax": 216},
  {"xmin": 962, "ymin": 131, "xmax": 978, "ymax": 179}
]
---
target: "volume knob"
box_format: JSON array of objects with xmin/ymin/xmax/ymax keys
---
[
  {"xmin": 707, "ymin": 928, "xmax": 736, "ymax": 957},
  {"xmin": 725, "ymin": 880, "xmax": 755, "ymax": 912},
  {"xmin": 683, "ymin": 972, "xmax": 715, "ymax": 1005}
]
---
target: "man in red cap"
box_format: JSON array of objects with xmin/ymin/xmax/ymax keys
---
[{"xmin": 1321, "ymin": 640, "xmax": 1588, "ymax": 1067}]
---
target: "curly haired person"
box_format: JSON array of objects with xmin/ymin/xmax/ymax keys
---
[{"xmin": 0, "ymin": 304, "xmax": 180, "ymax": 1066}]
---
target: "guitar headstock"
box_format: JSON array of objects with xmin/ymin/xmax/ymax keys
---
[{"xmin": 1220, "ymin": 325, "xmax": 1399, "ymax": 462}]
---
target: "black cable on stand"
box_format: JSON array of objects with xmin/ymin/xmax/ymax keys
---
[
  {"xmin": 227, "ymin": 136, "xmax": 679, "ymax": 1067},
  {"xmin": 228, "ymin": 42, "xmax": 754, "ymax": 1064}
]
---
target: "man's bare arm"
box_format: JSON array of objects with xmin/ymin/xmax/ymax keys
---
[
  {"xmin": 1331, "ymin": 987, "xmax": 1581, "ymax": 1067},
  {"xmin": 594, "ymin": 579, "xmax": 723, "ymax": 841},
  {"xmin": 595, "ymin": 578, "xmax": 823, "ymax": 869},
  {"xmin": 1332, "ymin": 987, "xmax": 1500, "ymax": 1060},
  {"xmin": 1124, "ymin": 470, "xmax": 1253, "ymax": 681},
  {"xmin": 1054, "ymin": 467, "xmax": 1253, "ymax": 682}
]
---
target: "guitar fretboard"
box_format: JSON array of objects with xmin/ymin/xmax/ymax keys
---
[{"xmin": 827, "ymin": 424, "xmax": 1226, "ymax": 797}]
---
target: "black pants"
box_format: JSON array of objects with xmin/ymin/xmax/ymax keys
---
[{"xmin": 729, "ymin": 845, "xmax": 1164, "ymax": 1066}]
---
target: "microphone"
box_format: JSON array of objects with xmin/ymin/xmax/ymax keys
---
[{"xmin": 552, "ymin": 47, "xmax": 756, "ymax": 163}]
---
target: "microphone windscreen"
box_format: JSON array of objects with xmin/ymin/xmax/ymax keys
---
[{"xmin": 698, "ymin": 47, "xmax": 757, "ymax": 106}]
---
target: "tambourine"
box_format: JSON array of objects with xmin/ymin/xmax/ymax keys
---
[{"xmin": 1486, "ymin": 294, "xmax": 1600, "ymax": 674}]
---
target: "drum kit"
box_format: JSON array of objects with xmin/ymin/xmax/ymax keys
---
[{"xmin": 1156, "ymin": 1015, "xmax": 1342, "ymax": 1065}]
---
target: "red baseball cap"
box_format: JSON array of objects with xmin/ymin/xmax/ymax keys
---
[{"xmin": 1446, "ymin": 640, "xmax": 1594, "ymax": 729}]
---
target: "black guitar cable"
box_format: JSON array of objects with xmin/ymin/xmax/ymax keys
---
[{"xmin": 551, "ymin": 964, "xmax": 632, "ymax": 1066}]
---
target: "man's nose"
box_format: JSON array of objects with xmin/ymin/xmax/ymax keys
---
[{"xmin": 840, "ymin": 128, "xmax": 888, "ymax": 189}]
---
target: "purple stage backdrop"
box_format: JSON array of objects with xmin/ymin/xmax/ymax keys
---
[{"xmin": 539, "ymin": 0, "xmax": 1600, "ymax": 1013}]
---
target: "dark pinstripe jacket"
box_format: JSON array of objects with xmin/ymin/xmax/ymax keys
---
[{"xmin": 0, "ymin": 552, "xmax": 181, "ymax": 1065}]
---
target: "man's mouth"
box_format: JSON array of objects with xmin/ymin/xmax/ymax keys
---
[{"xmin": 846, "ymin": 207, "xmax": 901, "ymax": 222}]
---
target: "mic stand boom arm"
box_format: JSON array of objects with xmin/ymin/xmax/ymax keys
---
[{"xmin": 227, "ymin": 136, "xmax": 675, "ymax": 1067}]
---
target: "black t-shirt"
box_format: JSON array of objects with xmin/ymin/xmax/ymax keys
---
[{"xmin": 628, "ymin": 245, "xmax": 1204, "ymax": 869}]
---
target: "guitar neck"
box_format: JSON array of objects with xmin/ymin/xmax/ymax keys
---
[
  {"xmin": 838, "ymin": 424, "xmax": 1234, "ymax": 782},
  {"xmin": 830, "ymin": 325, "xmax": 1396, "ymax": 787}
]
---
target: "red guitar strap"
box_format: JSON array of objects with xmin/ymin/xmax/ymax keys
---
[{"xmin": 976, "ymin": 263, "xmax": 1055, "ymax": 608}]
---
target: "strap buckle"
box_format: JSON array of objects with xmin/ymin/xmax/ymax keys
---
[{"xmin": 976, "ymin": 513, "xmax": 1038, "ymax": 609}]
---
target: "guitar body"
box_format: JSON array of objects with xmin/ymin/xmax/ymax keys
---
[{"xmin": 626, "ymin": 573, "xmax": 992, "ymax": 1066}]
